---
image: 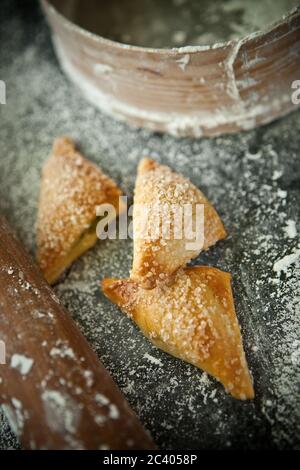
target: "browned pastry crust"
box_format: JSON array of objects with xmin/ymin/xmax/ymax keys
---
[
  {"xmin": 102, "ymin": 266, "xmax": 254, "ymax": 400},
  {"xmin": 37, "ymin": 137, "xmax": 123, "ymax": 284},
  {"xmin": 130, "ymin": 158, "xmax": 227, "ymax": 289}
]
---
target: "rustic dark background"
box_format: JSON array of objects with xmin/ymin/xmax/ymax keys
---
[{"xmin": 0, "ymin": 0, "xmax": 299, "ymax": 449}]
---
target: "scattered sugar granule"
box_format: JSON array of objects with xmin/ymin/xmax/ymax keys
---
[
  {"xmin": 283, "ymin": 220, "xmax": 297, "ymax": 239},
  {"xmin": 109, "ymin": 404, "xmax": 120, "ymax": 420},
  {"xmin": 272, "ymin": 170, "xmax": 282, "ymax": 180},
  {"xmin": 277, "ymin": 189, "xmax": 287, "ymax": 199},
  {"xmin": 246, "ymin": 151, "xmax": 262, "ymax": 160},
  {"xmin": 143, "ymin": 353, "xmax": 163, "ymax": 367},
  {"xmin": 273, "ymin": 249, "xmax": 300, "ymax": 274}
]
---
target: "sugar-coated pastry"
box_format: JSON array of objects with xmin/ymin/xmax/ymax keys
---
[
  {"xmin": 102, "ymin": 266, "xmax": 254, "ymax": 400},
  {"xmin": 37, "ymin": 137, "xmax": 123, "ymax": 284},
  {"xmin": 131, "ymin": 158, "xmax": 227, "ymax": 289}
]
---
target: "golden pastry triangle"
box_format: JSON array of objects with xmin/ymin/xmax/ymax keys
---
[
  {"xmin": 102, "ymin": 266, "xmax": 254, "ymax": 400},
  {"xmin": 131, "ymin": 158, "xmax": 227, "ymax": 289},
  {"xmin": 37, "ymin": 137, "xmax": 123, "ymax": 284}
]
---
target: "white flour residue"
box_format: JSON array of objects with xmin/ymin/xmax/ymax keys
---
[
  {"xmin": 49, "ymin": 340, "xmax": 76, "ymax": 360},
  {"xmin": 176, "ymin": 54, "xmax": 190, "ymax": 71},
  {"xmin": 2, "ymin": 398, "xmax": 28, "ymax": 438},
  {"xmin": 143, "ymin": 353, "xmax": 164, "ymax": 366},
  {"xmin": 1, "ymin": 9, "xmax": 300, "ymax": 449},
  {"xmin": 283, "ymin": 219, "xmax": 297, "ymax": 239},
  {"xmin": 94, "ymin": 63, "xmax": 113, "ymax": 76},
  {"xmin": 83, "ymin": 370, "xmax": 94, "ymax": 388},
  {"xmin": 273, "ymin": 249, "xmax": 300, "ymax": 274},
  {"xmin": 95, "ymin": 394, "xmax": 120, "ymax": 420},
  {"xmin": 42, "ymin": 390, "xmax": 82, "ymax": 435},
  {"xmin": 246, "ymin": 150, "xmax": 262, "ymax": 160},
  {"xmin": 95, "ymin": 393, "xmax": 110, "ymax": 406},
  {"xmin": 108, "ymin": 404, "xmax": 120, "ymax": 420},
  {"xmin": 10, "ymin": 354, "xmax": 34, "ymax": 376},
  {"xmin": 272, "ymin": 170, "xmax": 283, "ymax": 180},
  {"xmin": 2, "ymin": 405, "xmax": 21, "ymax": 437},
  {"xmin": 277, "ymin": 189, "xmax": 287, "ymax": 199}
]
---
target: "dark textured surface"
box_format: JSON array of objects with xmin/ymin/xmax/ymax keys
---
[{"xmin": 0, "ymin": 0, "xmax": 299, "ymax": 450}]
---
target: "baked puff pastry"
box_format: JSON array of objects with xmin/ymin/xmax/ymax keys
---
[
  {"xmin": 37, "ymin": 137, "xmax": 123, "ymax": 285},
  {"xmin": 131, "ymin": 158, "xmax": 227, "ymax": 289},
  {"xmin": 102, "ymin": 266, "xmax": 254, "ymax": 400}
]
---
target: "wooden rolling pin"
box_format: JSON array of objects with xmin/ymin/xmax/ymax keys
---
[{"xmin": 0, "ymin": 216, "xmax": 155, "ymax": 450}]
